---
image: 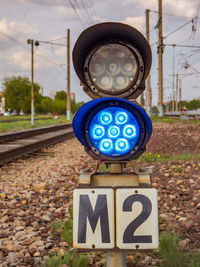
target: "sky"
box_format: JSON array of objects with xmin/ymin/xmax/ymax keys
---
[{"xmin": 0, "ymin": 0, "xmax": 200, "ymax": 105}]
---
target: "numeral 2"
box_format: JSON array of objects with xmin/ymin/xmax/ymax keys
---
[{"xmin": 123, "ymin": 194, "xmax": 152, "ymax": 243}]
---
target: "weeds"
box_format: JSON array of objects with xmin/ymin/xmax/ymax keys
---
[
  {"xmin": 138, "ymin": 151, "xmax": 200, "ymax": 163},
  {"xmin": 41, "ymin": 208, "xmax": 88, "ymax": 267},
  {"xmin": 151, "ymin": 116, "xmax": 200, "ymax": 125},
  {"xmin": 159, "ymin": 232, "xmax": 200, "ymax": 267}
]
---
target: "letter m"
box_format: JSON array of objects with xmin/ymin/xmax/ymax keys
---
[{"xmin": 78, "ymin": 194, "xmax": 110, "ymax": 243}]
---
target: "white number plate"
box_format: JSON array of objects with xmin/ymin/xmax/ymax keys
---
[
  {"xmin": 73, "ymin": 188, "xmax": 158, "ymax": 250},
  {"xmin": 116, "ymin": 188, "xmax": 158, "ymax": 249},
  {"xmin": 73, "ymin": 188, "xmax": 115, "ymax": 249}
]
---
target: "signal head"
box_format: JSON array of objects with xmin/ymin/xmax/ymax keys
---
[
  {"xmin": 73, "ymin": 98, "xmax": 152, "ymax": 162},
  {"xmin": 73, "ymin": 22, "xmax": 151, "ymax": 99}
]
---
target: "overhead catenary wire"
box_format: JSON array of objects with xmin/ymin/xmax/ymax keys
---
[
  {"xmin": 79, "ymin": 0, "xmax": 94, "ymax": 25},
  {"xmin": 0, "ymin": 28, "xmax": 65, "ymax": 70},
  {"xmin": 66, "ymin": 0, "xmax": 85, "ymax": 27},
  {"xmin": 74, "ymin": 0, "xmax": 92, "ymax": 25},
  {"xmin": 164, "ymin": 18, "xmax": 196, "ymax": 39}
]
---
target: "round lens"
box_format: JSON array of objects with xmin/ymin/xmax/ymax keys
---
[
  {"xmin": 115, "ymin": 138, "xmax": 130, "ymax": 153},
  {"xmin": 99, "ymin": 138, "xmax": 113, "ymax": 153},
  {"xmin": 99, "ymin": 111, "xmax": 113, "ymax": 125},
  {"xmin": 91, "ymin": 125, "xmax": 105, "ymax": 139},
  {"xmin": 89, "ymin": 107, "xmax": 140, "ymax": 156},
  {"xmin": 123, "ymin": 125, "xmax": 136, "ymax": 138},
  {"xmin": 108, "ymin": 125, "xmax": 120, "ymax": 138},
  {"xmin": 88, "ymin": 43, "xmax": 138, "ymax": 93},
  {"xmin": 115, "ymin": 111, "xmax": 128, "ymax": 124}
]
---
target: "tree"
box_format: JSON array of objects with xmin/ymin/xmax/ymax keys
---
[
  {"xmin": 179, "ymin": 99, "xmax": 200, "ymax": 111},
  {"xmin": 152, "ymin": 106, "xmax": 159, "ymax": 116},
  {"xmin": 35, "ymin": 97, "xmax": 53, "ymax": 114},
  {"xmin": 3, "ymin": 76, "xmax": 42, "ymax": 114},
  {"xmin": 55, "ymin": 90, "xmax": 66, "ymax": 101}
]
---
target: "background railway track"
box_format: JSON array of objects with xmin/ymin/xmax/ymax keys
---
[{"xmin": 0, "ymin": 123, "xmax": 74, "ymax": 165}]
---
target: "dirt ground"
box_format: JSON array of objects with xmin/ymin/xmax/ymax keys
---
[{"xmin": 0, "ymin": 121, "xmax": 200, "ymax": 266}]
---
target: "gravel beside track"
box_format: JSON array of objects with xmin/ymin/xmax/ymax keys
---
[
  {"xmin": 0, "ymin": 124, "xmax": 73, "ymax": 165},
  {"xmin": 0, "ymin": 122, "xmax": 199, "ymax": 266}
]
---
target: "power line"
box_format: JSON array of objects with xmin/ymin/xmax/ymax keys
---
[
  {"xmin": 164, "ymin": 43, "xmax": 200, "ymax": 49},
  {"xmin": 164, "ymin": 18, "xmax": 196, "ymax": 39},
  {"xmin": 74, "ymin": 0, "xmax": 92, "ymax": 25},
  {"xmin": 149, "ymin": 9, "xmax": 197, "ymax": 20},
  {"xmin": 79, "ymin": 0, "xmax": 93, "ymax": 24},
  {"xmin": 0, "ymin": 30, "xmax": 25, "ymax": 47},
  {"xmin": 0, "ymin": 28, "xmax": 66, "ymax": 70},
  {"xmin": 37, "ymin": 40, "xmax": 66, "ymax": 47},
  {"xmin": 67, "ymin": 0, "xmax": 85, "ymax": 27},
  {"xmin": 49, "ymin": 36, "xmax": 66, "ymax": 42}
]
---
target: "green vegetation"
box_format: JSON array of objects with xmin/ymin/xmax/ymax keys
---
[
  {"xmin": 43, "ymin": 212, "xmax": 200, "ymax": 267},
  {"xmin": 2, "ymin": 76, "xmax": 84, "ymax": 115},
  {"xmin": 151, "ymin": 116, "xmax": 200, "ymax": 124},
  {"xmin": 41, "ymin": 208, "xmax": 88, "ymax": 267},
  {"xmin": 138, "ymin": 151, "xmax": 200, "ymax": 163},
  {"xmin": 3, "ymin": 76, "xmax": 42, "ymax": 114},
  {"xmin": 159, "ymin": 232, "xmax": 200, "ymax": 267},
  {"xmin": 179, "ymin": 99, "xmax": 200, "ymax": 111},
  {"xmin": 0, "ymin": 116, "xmax": 69, "ymax": 133}
]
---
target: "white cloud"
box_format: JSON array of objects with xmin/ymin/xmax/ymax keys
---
[
  {"xmin": 13, "ymin": 0, "xmax": 65, "ymax": 6},
  {"xmin": 123, "ymin": 0, "xmax": 196, "ymax": 18},
  {"xmin": 0, "ymin": 19, "xmax": 39, "ymax": 36},
  {"xmin": 122, "ymin": 16, "xmax": 145, "ymax": 32}
]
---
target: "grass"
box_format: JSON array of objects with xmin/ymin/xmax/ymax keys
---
[
  {"xmin": 43, "ymin": 211, "xmax": 200, "ymax": 267},
  {"xmin": 159, "ymin": 232, "xmax": 200, "ymax": 267},
  {"xmin": 138, "ymin": 151, "xmax": 200, "ymax": 163},
  {"xmin": 0, "ymin": 115, "xmax": 70, "ymax": 133},
  {"xmin": 151, "ymin": 116, "xmax": 200, "ymax": 124},
  {"xmin": 41, "ymin": 208, "xmax": 88, "ymax": 267}
]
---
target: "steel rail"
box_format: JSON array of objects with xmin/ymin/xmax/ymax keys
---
[{"xmin": 0, "ymin": 123, "xmax": 74, "ymax": 165}]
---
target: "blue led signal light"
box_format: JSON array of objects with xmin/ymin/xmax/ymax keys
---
[
  {"xmin": 89, "ymin": 107, "xmax": 140, "ymax": 156},
  {"xmin": 73, "ymin": 97, "xmax": 152, "ymax": 161}
]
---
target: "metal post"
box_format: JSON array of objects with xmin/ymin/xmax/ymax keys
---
[
  {"xmin": 175, "ymin": 74, "xmax": 178, "ymax": 111},
  {"xmin": 106, "ymin": 163, "xmax": 126, "ymax": 267},
  {"xmin": 172, "ymin": 45, "xmax": 176, "ymax": 112},
  {"xmin": 179, "ymin": 78, "xmax": 182, "ymax": 111},
  {"xmin": 67, "ymin": 28, "xmax": 71, "ymax": 121},
  {"xmin": 140, "ymin": 93, "xmax": 144, "ymax": 107},
  {"xmin": 158, "ymin": 0, "xmax": 163, "ymax": 117},
  {"xmin": 31, "ymin": 40, "xmax": 34, "ymax": 126},
  {"xmin": 106, "ymin": 252, "xmax": 126, "ymax": 267},
  {"xmin": 145, "ymin": 9, "xmax": 152, "ymax": 116}
]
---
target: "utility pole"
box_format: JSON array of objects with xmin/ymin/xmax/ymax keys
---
[
  {"xmin": 27, "ymin": 39, "xmax": 34, "ymax": 126},
  {"xmin": 145, "ymin": 9, "xmax": 152, "ymax": 116},
  {"xmin": 140, "ymin": 93, "xmax": 144, "ymax": 107},
  {"xmin": 67, "ymin": 29, "xmax": 71, "ymax": 121},
  {"xmin": 179, "ymin": 78, "xmax": 182, "ymax": 111},
  {"xmin": 172, "ymin": 45, "xmax": 176, "ymax": 112},
  {"xmin": 158, "ymin": 0, "xmax": 163, "ymax": 116},
  {"xmin": 176, "ymin": 74, "xmax": 178, "ymax": 111}
]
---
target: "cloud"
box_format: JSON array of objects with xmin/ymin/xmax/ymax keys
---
[
  {"xmin": 0, "ymin": 19, "xmax": 39, "ymax": 38},
  {"xmin": 122, "ymin": 16, "xmax": 145, "ymax": 33},
  {"xmin": 123, "ymin": 0, "xmax": 196, "ymax": 18},
  {"xmin": 12, "ymin": 0, "xmax": 65, "ymax": 7}
]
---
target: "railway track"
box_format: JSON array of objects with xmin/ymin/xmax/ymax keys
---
[{"xmin": 0, "ymin": 123, "xmax": 74, "ymax": 165}]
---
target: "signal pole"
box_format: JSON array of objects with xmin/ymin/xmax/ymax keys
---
[
  {"xmin": 179, "ymin": 78, "xmax": 182, "ymax": 111},
  {"xmin": 158, "ymin": 0, "xmax": 164, "ymax": 116},
  {"xmin": 145, "ymin": 9, "xmax": 152, "ymax": 116},
  {"xmin": 27, "ymin": 39, "xmax": 35, "ymax": 126},
  {"xmin": 176, "ymin": 74, "xmax": 178, "ymax": 111},
  {"xmin": 67, "ymin": 29, "xmax": 71, "ymax": 121}
]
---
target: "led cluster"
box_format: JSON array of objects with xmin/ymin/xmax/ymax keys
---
[
  {"xmin": 89, "ymin": 107, "xmax": 140, "ymax": 156},
  {"xmin": 88, "ymin": 44, "xmax": 137, "ymax": 93}
]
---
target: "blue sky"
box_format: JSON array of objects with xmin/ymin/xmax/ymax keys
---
[{"xmin": 0, "ymin": 0, "xmax": 200, "ymax": 105}]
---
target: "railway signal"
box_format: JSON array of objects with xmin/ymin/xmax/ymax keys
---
[{"xmin": 72, "ymin": 22, "xmax": 158, "ymax": 267}]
